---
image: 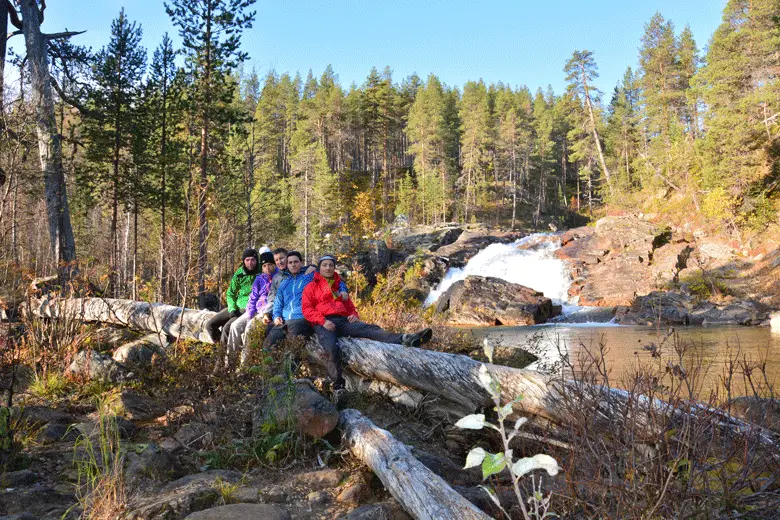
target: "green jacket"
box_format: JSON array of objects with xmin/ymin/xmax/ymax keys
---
[{"xmin": 226, "ymin": 266, "xmax": 258, "ymax": 313}]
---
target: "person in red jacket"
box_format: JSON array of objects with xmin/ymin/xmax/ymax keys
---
[{"xmin": 302, "ymin": 255, "xmax": 432, "ymax": 391}]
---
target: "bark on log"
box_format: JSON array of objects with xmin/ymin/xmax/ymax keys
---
[
  {"xmin": 339, "ymin": 409, "xmax": 490, "ymax": 520},
  {"xmin": 34, "ymin": 297, "xmax": 780, "ymax": 451}
]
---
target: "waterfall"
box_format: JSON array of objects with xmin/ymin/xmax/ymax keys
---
[{"xmin": 424, "ymin": 233, "xmax": 574, "ymax": 308}]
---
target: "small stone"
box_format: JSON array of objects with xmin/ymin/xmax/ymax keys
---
[
  {"xmin": 183, "ymin": 503, "xmax": 291, "ymax": 520},
  {"xmin": 232, "ymin": 486, "xmax": 261, "ymax": 503},
  {"xmin": 263, "ymin": 485, "xmax": 287, "ymax": 503},
  {"xmin": 173, "ymin": 422, "xmax": 213, "ymax": 449},
  {"xmin": 336, "ymin": 482, "xmax": 363, "ymax": 504},
  {"xmin": 159, "ymin": 437, "xmax": 184, "ymax": 453},
  {"xmin": 306, "ymin": 490, "xmax": 330, "ymax": 505},
  {"xmin": 294, "ymin": 469, "xmax": 345, "ymax": 491}
]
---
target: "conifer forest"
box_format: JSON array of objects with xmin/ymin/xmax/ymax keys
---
[{"xmin": 0, "ymin": 0, "xmax": 777, "ymax": 304}]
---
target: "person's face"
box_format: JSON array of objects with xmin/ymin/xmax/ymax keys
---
[
  {"xmin": 262, "ymin": 262, "xmax": 275, "ymax": 276},
  {"xmin": 287, "ymin": 256, "xmax": 302, "ymax": 274},
  {"xmin": 244, "ymin": 256, "xmax": 257, "ymax": 271},
  {"xmin": 319, "ymin": 260, "xmax": 336, "ymax": 279},
  {"xmin": 274, "ymin": 253, "xmax": 288, "ymax": 270}
]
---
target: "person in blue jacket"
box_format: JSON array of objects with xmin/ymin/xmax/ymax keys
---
[{"xmin": 266, "ymin": 251, "xmax": 346, "ymax": 348}]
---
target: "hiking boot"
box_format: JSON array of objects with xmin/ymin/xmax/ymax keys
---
[
  {"xmin": 420, "ymin": 327, "xmax": 433, "ymax": 344},
  {"xmin": 402, "ymin": 327, "xmax": 432, "ymax": 348}
]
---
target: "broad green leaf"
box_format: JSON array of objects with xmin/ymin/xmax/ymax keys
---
[
  {"xmin": 455, "ymin": 414, "xmax": 486, "ymax": 430},
  {"xmin": 464, "ymin": 447, "xmax": 487, "ymax": 469},
  {"xmin": 510, "ymin": 454, "xmax": 560, "ymax": 478},
  {"xmin": 482, "ymin": 451, "xmax": 507, "ymax": 479}
]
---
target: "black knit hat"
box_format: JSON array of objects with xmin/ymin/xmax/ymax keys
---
[
  {"xmin": 259, "ymin": 251, "xmax": 275, "ymax": 266},
  {"xmin": 242, "ymin": 248, "xmax": 258, "ymax": 261}
]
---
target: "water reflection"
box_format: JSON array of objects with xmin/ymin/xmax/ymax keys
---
[{"xmin": 472, "ymin": 325, "xmax": 779, "ymax": 399}]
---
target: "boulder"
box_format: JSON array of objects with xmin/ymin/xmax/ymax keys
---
[
  {"xmin": 127, "ymin": 470, "xmax": 241, "ymax": 520},
  {"xmin": 76, "ymin": 415, "xmax": 137, "ymax": 439},
  {"xmin": 112, "ymin": 333, "xmax": 168, "ymax": 366},
  {"xmin": 615, "ymin": 291, "xmax": 769, "ymax": 326},
  {"xmin": 434, "ymin": 230, "xmax": 524, "ymax": 267},
  {"xmin": 65, "ymin": 349, "xmax": 126, "ymax": 381},
  {"xmin": 183, "ymin": 504, "xmax": 291, "ymax": 520},
  {"xmin": 390, "ymin": 225, "xmax": 464, "ymax": 255},
  {"xmin": 1, "ymin": 469, "xmax": 38, "ymax": 488},
  {"xmin": 112, "ymin": 389, "xmax": 166, "ymax": 421},
  {"xmin": 435, "ymin": 276, "xmax": 559, "ymax": 326},
  {"xmin": 17, "ymin": 406, "xmax": 73, "ymax": 427},
  {"xmin": 36, "ymin": 422, "xmax": 79, "ymax": 444},
  {"xmin": 125, "ymin": 443, "xmax": 184, "ymax": 487},
  {"xmin": 253, "ymin": 380, "xmax": 340, "ymax": 439},
  {"xmin": 0, "ymin": 487, "xmax": 74, "ymax": 519}
]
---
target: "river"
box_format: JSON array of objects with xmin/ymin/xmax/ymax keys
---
[{"xmin": 426, "ymin": 233, "xmax": 779, "ymax": 399}]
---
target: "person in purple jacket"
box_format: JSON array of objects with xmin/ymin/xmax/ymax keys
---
[{"xmin": 228, "ymin": 251, "xmax": 277, "ymax": 367}]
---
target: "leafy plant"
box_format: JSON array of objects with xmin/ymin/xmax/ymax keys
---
[{"xmin": 456, "ymin": 343, "xmax": 559, "ymax": 520}]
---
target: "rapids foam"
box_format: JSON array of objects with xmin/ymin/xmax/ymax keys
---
[{"xmin": 424, "ymin": 233, "xmax": 574, "ymax": 307}]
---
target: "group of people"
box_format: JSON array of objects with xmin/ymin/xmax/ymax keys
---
[{"xmin": 205, "ymin": 247, "xmax": 432, "ymax": 391}]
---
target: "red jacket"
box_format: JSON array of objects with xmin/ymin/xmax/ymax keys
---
[{"xmin": 302, "ymin": 272, "xmax": 358, "ymax": 325}]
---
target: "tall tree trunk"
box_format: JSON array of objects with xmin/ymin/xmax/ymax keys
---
[
  {"xmin": 197, "ymin": 7, "xmax": 212, "ymax": 308},
  {"xmin": 20, "ymin": 0, "xmax": 77, "ymax": 269},
  {"xmin": 159, "ymin": 81, "xmax": 168, "ymax": 302},
  {"xmin": 581, "ymin": 69, "xmax": 612, "ymax": 195},
  {"xmin": 0, "ymin": 1, "xmax": 8, "ymax": 114},
  {"xmin": 132, "ymin": 199, "xmax": 138, "ymax": 301}
]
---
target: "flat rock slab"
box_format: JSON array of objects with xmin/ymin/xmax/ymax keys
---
[
  {"xmin": 113, "ymin": 389, "xmax": 166, "ymax": 421},
  {"xmin": 183, "ymin": 503, "xmax": 291, "ymax": 520}
]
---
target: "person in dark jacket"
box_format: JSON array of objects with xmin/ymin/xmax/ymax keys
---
[
  {"xmin": 302, "ymin": 254, "xmax": 432, "ymax": 391},
  {"xmin": 206, "ymin": 248, "xmax": 259, "ymax": 366}
]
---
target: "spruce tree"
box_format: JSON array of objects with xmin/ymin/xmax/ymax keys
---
[
  {"xmin": 165, "ymin": 0, "xmax": 256, "ymax": 305},
  {"xmin": 84, "ymin": 8, "xmax": 146, "ymax": 296}
]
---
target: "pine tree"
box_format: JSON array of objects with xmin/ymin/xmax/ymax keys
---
[
  {"xmin": 165, "ymin": 0, "xmax": 256, "ymax": 305},
  {"xmin": 84, "ymin": 8, "xmax": 146, "ymax": 295},
  {"xmin": 605, "ymin": 68, "xmax": 641, "ymax": 193},
  {"xmin": 564, "ymin": 50, "xmax": 612, "ymax": 195},
  {"xmin": 459, "ymin": 80, "xmax": 492, "ymax": 222},
  {"xmin": 693, "ymin": 0, "xmax": 779, "ymax": 224}
]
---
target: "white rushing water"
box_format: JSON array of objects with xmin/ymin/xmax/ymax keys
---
[{"xmin": 424, "ymin": 233, "xmax": 575, "ymax": 307}]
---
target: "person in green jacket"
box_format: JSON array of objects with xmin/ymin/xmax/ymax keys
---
[{"xmin": 206, "ymin": 249, "xmax": 259, "ymax": 363}]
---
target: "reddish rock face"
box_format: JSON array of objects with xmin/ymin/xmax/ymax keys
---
[{"xmin": 435, "ymin": 275, "xmax": 560, "ymax": 326}]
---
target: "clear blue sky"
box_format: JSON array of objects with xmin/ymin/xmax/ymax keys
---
[{"xmin": 23, "ymin": 0, "xmax": 727, "ymax": 96}]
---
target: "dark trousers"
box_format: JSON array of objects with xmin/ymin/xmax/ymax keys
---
[
  {"xmin": 314, "ymin": 316, "xmax": 403, "ymax": 389},
  {"xmin": 263, "ymin": 319, "xmax": 313, "ymax": 348},
  {"xmin": 206, "ymin": 308, "xmax": 242, "ymax": 345}
]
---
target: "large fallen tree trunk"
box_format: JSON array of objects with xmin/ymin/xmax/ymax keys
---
[
  {"xmin": 339, "ymin": 408, "xmax": 490, "ymax": 520},
  {"xmin": 33, "ymin": 297, "xmax": 780, "ymax": 451}
]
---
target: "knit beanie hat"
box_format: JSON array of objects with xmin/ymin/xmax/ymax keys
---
[
  {"xmin": 317, "ymin": 254, "xmax": 337, "ymax": 268},
  {"xmin": 259, "ymin": 251, "xmax": 275, "ymax": 266},
  {"xmin": 242, "ymin": 248, "xmax": 258, "ymax": 261}
]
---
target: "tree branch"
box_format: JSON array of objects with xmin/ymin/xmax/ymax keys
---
[
  {"xmin": 7, "ymin": 29, "xmax": 23, "ymax": 39},
  {"xmin": 4, "ymin": 0, "xmax": 22, "ymax": 30},
  {"xmin": 43, "ymin": 30, "xmax": 86, "ymax": 41},
  {"xmin": 49, "ymin": 76, "xmax": 97, "ymax": 118}
]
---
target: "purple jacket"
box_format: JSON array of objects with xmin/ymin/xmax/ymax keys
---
[{"xmin": 246, "ymin": 269, "xmax": 276, "ymax": 318}]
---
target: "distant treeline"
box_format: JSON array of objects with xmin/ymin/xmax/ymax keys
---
[{"xmin": 0, "ymin": 0, "xmax": 776, "ymax": 304}]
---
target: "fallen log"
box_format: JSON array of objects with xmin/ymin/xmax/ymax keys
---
[
  {"xmin": 33, "ymin": 297, "xmax": 780, "ymax": 450},
  {"xmin": 339, "ymin": 408, "xmax": 490, "ymax": 520}
]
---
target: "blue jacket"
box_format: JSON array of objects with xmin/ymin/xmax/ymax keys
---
[{"xmin": 273, "ymin": 270, "xmax": 347, "ymax": 321}]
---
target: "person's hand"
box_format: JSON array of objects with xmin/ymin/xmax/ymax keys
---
[
  {"xmin": 262, "ymin": 314, "xmax": 272, "ymax": 324},
  {"xmin": 305, "ymin": 265, "xmax": 316, "ymax": 274},
  {"xmin": 347, "ymin": 314, "xmax": 359, "ymax": 323},
  {"xmin": 274, "ymin": 316, "xmax": 284, "ymax": 326},
  {"xmin": 323, "ymin": 319, "xmax": 336, "ymax": 331},
  {"xmin": 339, "ymin": 291, "xmax": 349, "ymax": 301}
]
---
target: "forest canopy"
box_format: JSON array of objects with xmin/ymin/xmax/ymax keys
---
[{"xmin": 0, "ymin": 0, "xmax": 777, "ymax": 304}]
